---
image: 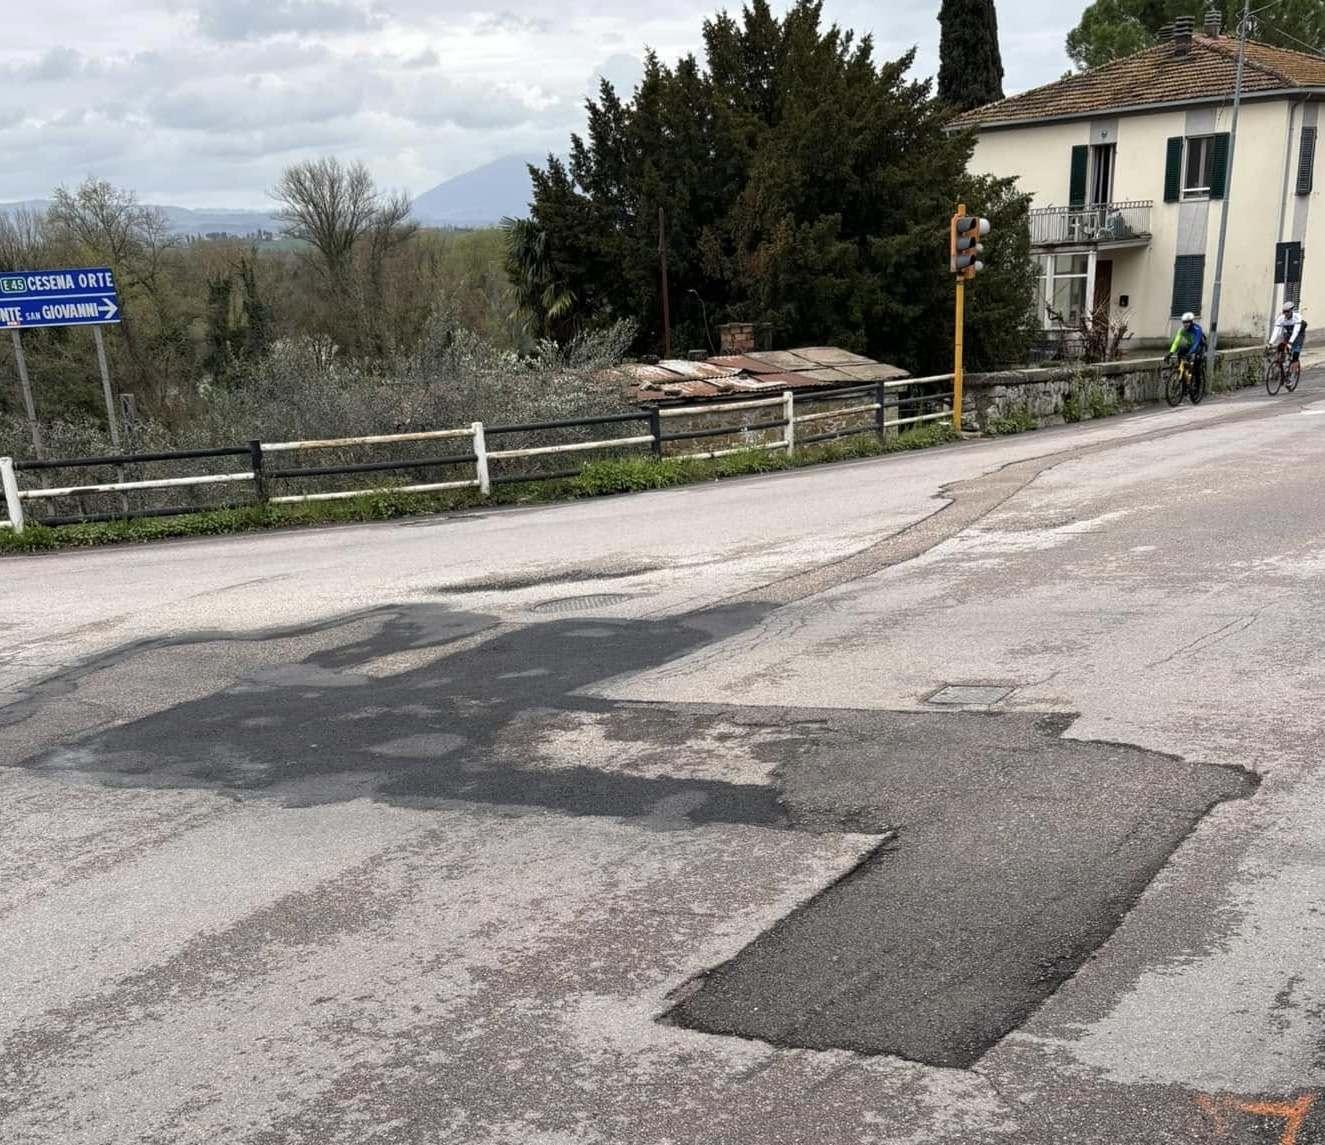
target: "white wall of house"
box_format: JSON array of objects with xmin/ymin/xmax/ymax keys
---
[{"xmin": 969, "ymin": 98, "xmax": 1316, "ymax": 345}]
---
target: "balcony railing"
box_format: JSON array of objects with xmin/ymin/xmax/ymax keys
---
[{"xmin": 1029, "ymin": 201, "xmax": 1152, "ymax": 247}]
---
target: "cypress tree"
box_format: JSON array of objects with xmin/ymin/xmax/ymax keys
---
[{"xmin": 938, "ymin": 0, "xmax": 1006, "ymax": 112}]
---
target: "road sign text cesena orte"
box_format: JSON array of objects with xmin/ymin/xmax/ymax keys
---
[{"xmin": 0, "ymin": 267, "xmax": 121, "ymax": 329}]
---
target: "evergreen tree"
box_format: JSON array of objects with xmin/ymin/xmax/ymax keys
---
[
  {"xmin": 937, "ymin": 0, "xmax": 1006, "ymax": 113},
  {"xmin": 514, "ymin": 0, "xmax": 1036, "ymax": 373}
]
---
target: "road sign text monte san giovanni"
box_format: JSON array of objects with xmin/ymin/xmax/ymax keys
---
[{"xmin": 0, "ymin": 267, "xmax": 121, "ymax": 329}]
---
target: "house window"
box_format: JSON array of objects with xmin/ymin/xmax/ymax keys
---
[
  {"xmin": 1170, "ymin": 254, "xmax": 1206, "ymax": 317},
  {"xmin": 1049, "ymin": 251, "xmax": 1091, "ymax": 322},
  {"xmin": 1165, "ymin": 133, "xmax": 1228, "ymax": 202},
  {"xmin": 1183, "ymin": 136, "xmax": 1214, "ymax": 198},
  {"xmin": 1090, "ymin": 144, "xmax": 1115, "ymax": 205},
  {"xmin": 1276, "ymin": 241, "xmax": 1305, "ymax": 307}
]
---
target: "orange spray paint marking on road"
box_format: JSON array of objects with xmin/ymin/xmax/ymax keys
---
[{"xmin": 1195, "ymin": 1092, "xmax": 1317, "ymax": 1145}]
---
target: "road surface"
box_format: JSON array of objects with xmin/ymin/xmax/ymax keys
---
[{"xmin": 3, "ymin": 377, "xmax": 1325, "ymax": 1144}]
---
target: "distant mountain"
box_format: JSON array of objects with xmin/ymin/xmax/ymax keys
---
[
  {"xmin": 1, "ymin": 199, "xmax": 280, "ymax": 239},
  {"xmin": 157, "ymin": 205, "xmax": 282, "ymax": 237},
  {"xmin": 2, "ymin": 153, "xmax": 550, "ymax": 239},
  {"xmin": 411, "ymin": 155, "xmax": 543, "ymax": 228}
]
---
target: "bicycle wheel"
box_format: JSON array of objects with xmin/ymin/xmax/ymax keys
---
[
  {"xmin": 1286, "ymin": 359, "xmax": 1301, "ymax": 393},
  {"xmin": 1189, "ymin": 367, "xmax": 1206, "ymax": 405},
  {"xmin": 1164, "ymin": 366, "xmax": 1185, "ymax": 407},
  {"xmin": 1265, "ymin": 357, "xmax": 1283, "ymax": 395}
]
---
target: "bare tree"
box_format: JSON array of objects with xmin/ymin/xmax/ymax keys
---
[
  {"xmin": 47, "ymin": 178, "xmax": 172, "ymax": 291},
  {"xmin": 45, "ymin": 178, "xmax": 177, "ymax": 404},
  {"xmin": 271, "ymin": 158, "xmax": 418, "ymax": 354},
  {"xmin": 361, "ymin": 190, "xmax": 419, "ymax": 356},
  {"xmin": 271, "ymin": 158, "xmax": 381, "ymax": 287},
  {"xmin": 0, "ymin": 206, "xmax": 53, "ymax": 271}
]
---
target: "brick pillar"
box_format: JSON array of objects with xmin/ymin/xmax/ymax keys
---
[{"xmin": 718, "ymin": 323, "xmax": 755, "ymax": 355}]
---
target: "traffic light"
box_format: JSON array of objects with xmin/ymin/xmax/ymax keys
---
[{"xmin": 950, "ymin": 212, "xmax": 991, "ymax": 278}]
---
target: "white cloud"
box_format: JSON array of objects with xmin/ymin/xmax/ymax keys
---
[
  {"xmin": 0, "ymin": 0, "xmax": 1089, "ymax": 207},
  {"xmin": 195, "ymin": 0, "xmax": 384, "ymax": 41}
]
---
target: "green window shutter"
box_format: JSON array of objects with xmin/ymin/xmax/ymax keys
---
[
  {"xmin": 1208, "ymin": 132, "xmax": 1231, "ymax": 199},
  {"xmin": 1069, "ymin": 145, "xmax": 1089, "ymax": 207},
  {"xmin": 1164, "ymin": 137, "xmax": 1183, "ymax": 202},
  {"xmin": 1170, "ymin": 254, "xmax": 1206, "ymax": 317},
  {"xmin": 1296, "ymin": 125, "xmax": 1316, "ymax": 195}
]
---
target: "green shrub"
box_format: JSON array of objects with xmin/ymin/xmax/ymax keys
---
[{"xmin": 987, "ymin": 404, "xmax": 1037, "ymax": 435}]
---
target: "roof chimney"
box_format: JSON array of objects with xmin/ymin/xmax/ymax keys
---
[
  {"xmin": 1204, "ymin": 8, "xmax": 1222, "ymax": 37},
  {"xmin": 1173, "ymin": 15, "xmax": 1195, "ymax": 55}
]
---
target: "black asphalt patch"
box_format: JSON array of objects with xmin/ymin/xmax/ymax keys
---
[
  {"xmin": 4, "ymin": 607, "xmax": 1259, "ymax": 1071},
  {"xmin": 9, "ymin": 604, "xmax": 784, "ymax": 829},
  {"xmin": 667, "ymin": 709, "xmax": 1257, "ymax": 1067}
]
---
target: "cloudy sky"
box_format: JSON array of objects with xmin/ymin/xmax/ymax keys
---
[{"xmin": 3, "ymin": 0, "xmax": 1087, "ymax": 208}]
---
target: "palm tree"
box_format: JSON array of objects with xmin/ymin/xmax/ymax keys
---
[{"xmin": 501, "ymin": 217, "xmax": 577, "ymax": 341}]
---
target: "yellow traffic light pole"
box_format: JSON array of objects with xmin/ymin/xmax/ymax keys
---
[
  {"xmin": 953, "ymin": 278, "xmax": 965, "ymax": 432},
  {"xmin": 952, "ymin": 203, "xmax": 966, "ymax": 432},
  {"xmin": 949, "ymin": 204, "xmax": 989, "ymax": 432}
]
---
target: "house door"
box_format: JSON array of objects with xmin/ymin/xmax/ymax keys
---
[{"xmin": 1093, "ymin": 259, "xmax": 1113, "ymax": 317}]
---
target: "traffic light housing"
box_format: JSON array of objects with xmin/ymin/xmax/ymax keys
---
[{"xmin": 950, "ymin": 212, "xmax": 991, "ymax": 278}]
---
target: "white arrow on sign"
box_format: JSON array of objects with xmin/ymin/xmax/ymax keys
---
[{"xmin": 99, "ymin": 298, "xmax": 119, "ymax": 321}]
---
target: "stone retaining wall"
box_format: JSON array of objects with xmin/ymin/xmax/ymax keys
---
[{"xmin": 965, "ymin": 348, "xmax": 1263, "ymax": 434}]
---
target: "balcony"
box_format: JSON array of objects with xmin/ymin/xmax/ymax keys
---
[{"xmin": 1028, "ymin": 201, "xmax": 1152, "ymax": 249}]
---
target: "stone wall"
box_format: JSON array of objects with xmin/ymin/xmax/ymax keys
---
[{"xmin": 964, "ymin": 348, "xmax": 1262, "ymax": 434}]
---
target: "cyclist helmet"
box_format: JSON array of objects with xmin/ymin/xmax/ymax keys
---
[
  {"xmin": 1283, "ymin": 300, "xmax": 1296, "ymax": 313},
  {"xmin": 1181, "ymin": 311, "xmax": 1195, "ymax": 323}
]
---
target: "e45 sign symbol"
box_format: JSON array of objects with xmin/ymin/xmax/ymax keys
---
[
  {"xmin": 950, "ymin": 213, "xmax": 991, "ymax": 278},
  {"xmin": 0, "ymin": 276, "xmax": 25, "ymax": 294}
]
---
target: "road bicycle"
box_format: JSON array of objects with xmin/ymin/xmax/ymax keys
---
[
  {"xmin": 1263, "ymin": 343, "xmax": 1301, "ymax": 395},
  {"xmin": 1164, "ymin": 354, "xmax": 1206, "ymax": 407}
]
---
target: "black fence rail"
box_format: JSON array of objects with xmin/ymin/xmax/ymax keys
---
[{"xmin": 1, "ymin": 377, "xmax": 955, "ymax": 534}]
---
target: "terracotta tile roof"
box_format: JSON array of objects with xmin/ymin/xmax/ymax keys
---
[{"xmin": 953, "ymin": 35, "xmax": 1325, "ymax": 129}]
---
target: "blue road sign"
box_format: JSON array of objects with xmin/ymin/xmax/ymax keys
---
[{"xmin": 0, "ymin": 267, "xmax": 121, "ymax": 330}]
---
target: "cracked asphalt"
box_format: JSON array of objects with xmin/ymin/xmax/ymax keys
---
[{"xmin": 3, "ymin": 375, "xmax": 1325, "ymax": 1144}]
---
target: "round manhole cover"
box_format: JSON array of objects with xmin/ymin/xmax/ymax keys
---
[{"xmin": 530, "ymin": 593, "xmax": 637, "ymax": 614}]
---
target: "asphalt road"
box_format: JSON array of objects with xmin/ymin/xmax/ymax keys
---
[{"xmin": 3, "ymin": 375, "xmax": 1325, "ymax": 1144}]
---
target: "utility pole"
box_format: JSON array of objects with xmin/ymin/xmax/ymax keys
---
[
  {"xmin": 1207, "ymin": 0, "xmax": 1251, "ymax": 358},
  {"xmin": 658, "ymin": 206, "xmax": 672, "ymax": 359}
]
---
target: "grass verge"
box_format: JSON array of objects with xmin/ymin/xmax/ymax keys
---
[{"xmin": 1, "ymin": 422, "xmax": 959, "ymax": 554}]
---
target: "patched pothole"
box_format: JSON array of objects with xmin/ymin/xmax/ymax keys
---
[{"xmin": 529, "ymin": 593, "xmax": 638, "ymax": 614}]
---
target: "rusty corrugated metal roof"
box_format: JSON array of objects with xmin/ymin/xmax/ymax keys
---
[
  {"xmin": 616, "ymin": 346, "xmax": 909, "ymax": 403},
  {"xmin": 705, "ymin": 355, "xmax": 783, "ymax": 374},
  {"xmin": 789, "ymin": 347, "xmax": 877, "ymax": 367}
]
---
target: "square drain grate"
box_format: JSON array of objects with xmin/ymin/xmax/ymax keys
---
[{"xmin": 926, "ymin": 684, "xmax": 1014, "ymax": 706}]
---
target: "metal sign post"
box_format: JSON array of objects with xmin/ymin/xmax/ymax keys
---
[
  {"xmin": 9, "ymin": 330, "xmax": 41, "ymax": 455},
  {"xmin": 0, "ymin": 266, "xmax": 123, "ymax": 447},
  {"xmin": 92, "ymin": 326, "xmax": 120, "ymax": 449}
]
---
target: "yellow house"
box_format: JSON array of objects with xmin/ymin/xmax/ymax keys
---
[{"xmin": 954, "ymin": 14, "xmax": 1325, "ymax": 347}]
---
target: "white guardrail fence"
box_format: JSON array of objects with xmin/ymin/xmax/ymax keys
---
[{"xmin": 0, "ymin": 376, "xmax": 956, "ymax": 535}]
